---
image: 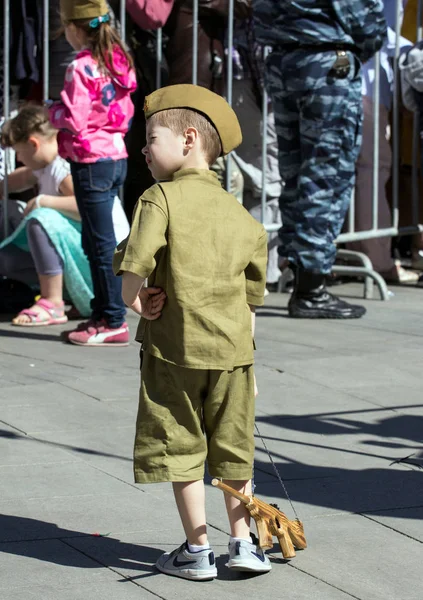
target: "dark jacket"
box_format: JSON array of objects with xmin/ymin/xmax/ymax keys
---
[
  {"xmin": 164, "ymin": 0, "xmax": 250, "ymax": 91},
  {"xmin": 10, "ymin": 0, "xmax": 42, "ymax": 88},
  {"xmin": 253, "ymin": 0, "xmax": 387, "ymax": 63}
]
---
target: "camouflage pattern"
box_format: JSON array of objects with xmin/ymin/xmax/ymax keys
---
[
  {"xmin": 252, "ymin": 0, "xmax": 387, "ymax": 64},
  {"xmin": 252, "ymin": 0, "xmax": 386, "ymax": 273},
  {"xmin": 265, "ymin": 49, "xmax": 363, "ymax": 273}
]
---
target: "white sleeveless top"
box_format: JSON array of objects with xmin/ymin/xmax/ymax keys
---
[{"xmin": 33, "ymin": 155, "xmax": 130, "ymax": 243}]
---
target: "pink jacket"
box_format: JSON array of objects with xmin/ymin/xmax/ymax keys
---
[{"xmin": 49, "ymin": 47, "xmax": 137, "ymax": 163}]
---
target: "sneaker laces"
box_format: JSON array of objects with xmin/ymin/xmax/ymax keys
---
[
  {"xmin": 74, "ymin": 319, "xmax": 98, "ymax": 332},
  {"xmin": 169, "ymin": 542, "xmax": 187, "ymax": 557}
]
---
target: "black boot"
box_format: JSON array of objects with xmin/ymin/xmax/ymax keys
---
[{"xmin": 288, "ymin": 270, "xmax": 366, "ymax": 319}]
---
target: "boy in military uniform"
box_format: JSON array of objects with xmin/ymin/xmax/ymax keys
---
[{"xmin": 113, "ymin": 84, "xmax": 269, "ymax": 580}]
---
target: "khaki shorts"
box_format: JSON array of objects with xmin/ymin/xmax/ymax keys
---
[{"xmin": 134, "ymin": 352, "xmax": 255, "ymax": 483}]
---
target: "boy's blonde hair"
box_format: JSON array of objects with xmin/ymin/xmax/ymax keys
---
[
  {"xmin": 149, "ymin": 108, "xmax": 222, "ymax": 165},
  {"xmin": 1, "ymin": 105, "xmax": 57, "ymax": 147}
]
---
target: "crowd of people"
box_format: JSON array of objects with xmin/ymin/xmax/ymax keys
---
[{"xmin": 0, "ymin": 0, "xmax": 422, "ymax": 335}]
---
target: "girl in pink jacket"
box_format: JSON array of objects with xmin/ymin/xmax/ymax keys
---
[{"xmin": 50, "ymin": 0, "xmax": 137, "ymax": 347}]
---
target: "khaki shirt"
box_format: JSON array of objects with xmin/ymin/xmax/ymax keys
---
[{"xmin": 114, "ymin": 168, "xmax": 267, "ymax": 370}]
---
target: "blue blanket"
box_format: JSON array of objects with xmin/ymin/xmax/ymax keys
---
[{"xmin": 0, "ymin": 207, "xmax": 93, "ymax": 316}]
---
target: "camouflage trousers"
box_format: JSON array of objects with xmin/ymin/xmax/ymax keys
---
[{"xmin": 265, "ymin": 49, "xmax": 363, "ymax": 273}]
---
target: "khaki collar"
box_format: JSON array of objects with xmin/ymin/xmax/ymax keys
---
[{"xmin": 171, "ymin": 168, "xmax": 220, "ymax": 186}]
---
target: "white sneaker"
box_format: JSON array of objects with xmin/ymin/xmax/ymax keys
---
[
  {"xmin": 155, "ymin": 541, "xmax": 217, "ymax": 581},
  {"xmin": 226, "ymin": 537, "xmax": 272, "ymax": 573}
]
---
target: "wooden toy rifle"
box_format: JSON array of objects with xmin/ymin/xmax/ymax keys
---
[{"xmin": 211, "ymin": 478, "xmax": 307, "ymax": 559}]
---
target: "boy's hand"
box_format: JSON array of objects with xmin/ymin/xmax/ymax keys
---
[
  {"xmin": 254, "ymin": 374, "xmax": 258, "ymax": 398},
  {"xmin": 139, "ymin": 287, "xmax": 166, "ymax": 320}
]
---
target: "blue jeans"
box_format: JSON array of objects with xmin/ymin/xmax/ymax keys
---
[{"xmin": 70, "ymin": 159, "xmax": 127, "ymax": 328}]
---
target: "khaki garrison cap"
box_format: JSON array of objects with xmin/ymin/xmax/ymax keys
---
[
  {"xmin": 60, "ymin": 0, "xmax": 108, "ymax": 21},
  {"xmin": 144, "ymin": 84, "xmax": 242, "ymax": 156}
]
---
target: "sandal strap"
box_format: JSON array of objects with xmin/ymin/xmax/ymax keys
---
[
  {"xmin": 17, "ymin": 308, "xmax": 39, "ymax": 319},
  {"xmin": 34, "ymin": 298, "xmax": 65, "ymax": 318},
  {"xmin": 15, "ymin": 299, "xmax": 65, "ymax": 322},
  {"xmin": 35, "ymin": 298, "xmax": 64, "ymax": 311}
]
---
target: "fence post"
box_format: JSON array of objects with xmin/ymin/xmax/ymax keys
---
[
  {"xmin": 3, "ymin": 0, "xmax": 10, "ymax": 240},
  {"xmin": 43, "ymin": 0, "xmax": 49, "ymax": 102},
  {"xmin": 412, "ymin": 0, "xmax": 423, "ymax": 226},
  {"xmin": 120, "ymin": 0, "xmax": 126, "ymax": 43},
  {"xmin": 156, "ymin": 28, "xmax": 163, "ymax": 90},
  {"xmin": 260, "ymin": 47, "xmax": 270, "ymax": 225},
  {"xmin": 224, "ymin": 0, "xmax": 234, "ymax": 192},
  {"xmin": 372, "ymin": 51, "xmax": 381, "ymax": 230},
  {"xmin": 192, "ymin": 0, "xmax": 198, "ymax": 85},
  {"xmin": 391, "ymin": 0, "xmax": 402, "ymax": 229}
]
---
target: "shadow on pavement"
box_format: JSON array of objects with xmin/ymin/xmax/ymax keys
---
[
  {"xmin": 256, "ymin": 408, "xmax": 423, "ymax": 447},
  {"xmin": 214, "ymin": 554, "xmax": 283, "ymax": 580},
  {"xmin": 0, "ymin": 328, "xmax": 63, "ymax": 342},
  {"xmin": 252, "ymin": 408, "xmax": 423, "ymax": 518},
  {"xmin": 0, "ymin": 428, "xmax": 132, "ymax": 463},
  {"xmin": 0, "ymin": 513, "xmax": 162, "ymax": 578}
]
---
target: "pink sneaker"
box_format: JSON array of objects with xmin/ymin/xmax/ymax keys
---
[
  {"xmin": 67, "ymin": 320, "xmax": 129, "ymax": 347},
  {"xmin": 62, "ymin": 319, "xmax": 96, "ymax": 342}
]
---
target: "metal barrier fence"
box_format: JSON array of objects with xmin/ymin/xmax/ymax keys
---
[
  {"xmin": 2, "ymin": 0, "xmax": 423, "ymax": 300},
  {"xmin": 332, "ymin": 0, "xmax": 423, "ymax": 300}
]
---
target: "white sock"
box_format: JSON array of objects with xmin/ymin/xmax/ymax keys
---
[
  {"xmin": 229, "ymin": 535, "xmax": 253, "ymax": 544},
  {"xmin": 188, "ymin": 542, "xmax": 210, "ymax": 553}
]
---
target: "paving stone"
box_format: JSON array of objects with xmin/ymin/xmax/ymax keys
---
[
  {"xmin": 0, "ymin": 387, "xmax": 134, "ymax": 434},
  {"xmin": 0, "ymin": 539, "xmax": 110, "ymax": 591},
  {"xmin": 253, "ymin": 430, "xmax": 410, "ymax": 483},
  {"xmin": 253, "ymin": 467, "xmax": 423, "ymax": 519},
  {"xmin": 2, "ymin": 580, "xmax": 159, "ymax": 600},
  {"xmin": 253, "ymin": 406, "xmax": 422, "ymax": 480},
  {"xmin": 65, "ymin": 373, "xmax": 141, "ymax": 402},
  {"xmin": 342, "ymin": 383, "xmax": 423, "ymax": 409},
  {"xmin": 0, "ymin": 424, "xmax": 73, "ymax": 467},
  {"xmin": 363, "ymin": 506, "xmax": 423, "ymax": 543},
  {"xmin": 35, "ymin": 426, "xmax": 135, "ymax": 484},
  {"xmin": 291, "ymin": 513, "xmax": 423, "ymax": 600},
  {"xmin": 255, "ymin": 365, "xmax": 379, "ymax": 415},
  {"xmin": 0, "ymin": 490, "xmax": 177, "ymax": 543},
  {"xmin": 67, "ymin": 533, "xmax": 355, "ymax": 600},
  {"xmin": 0, "ymin": 283, "xmax": 422, "ymax": 599},
  {"xmin": 0, "ymin": 462, "xmax": 135, "ymax": 501},
  {"xmin": 280, "ymin": 354, "xmax": 422, "ymax": 391}
]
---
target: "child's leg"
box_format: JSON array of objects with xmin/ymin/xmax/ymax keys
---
[
  {"xmin": 172, "ymin": 480, "xmax": 208, "ymax": 546},
  {"xmin": 204, "ymin": 366, "xmax": 256, "ymax": 539},
  {"xmin": 12, "ymin": 220, "xmax": 66, "ymax": 325},
  {"xmin": 27, "ymin": 219, "xmax": 64, "ymax": 303},
  {"xmin": 70, "ymin": 161, "xmax": 126, "ymax": 328},
  {"xmin": 37, "ymin": 273, "xmax": 64, "ymax": 304},
  {"xmin": 222, "ymin": 479, "xmax": 252, "ymax": 539},
  {"xmin": 158, "ymin": 478, "xmax": 217, "ymax": 580}
]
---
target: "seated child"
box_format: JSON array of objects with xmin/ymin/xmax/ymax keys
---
[
  {"xmin": 0, "ymin": 104, "xmax": 129, "ymax": 325},
  {"xmin": 113, "ymin": 84, "xmax": 269, "ymax": 580}
]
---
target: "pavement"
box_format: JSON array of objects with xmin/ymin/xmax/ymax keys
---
[{"xmin": 0, "ymin": 282, "xmax": 423, "ymax": 600}]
